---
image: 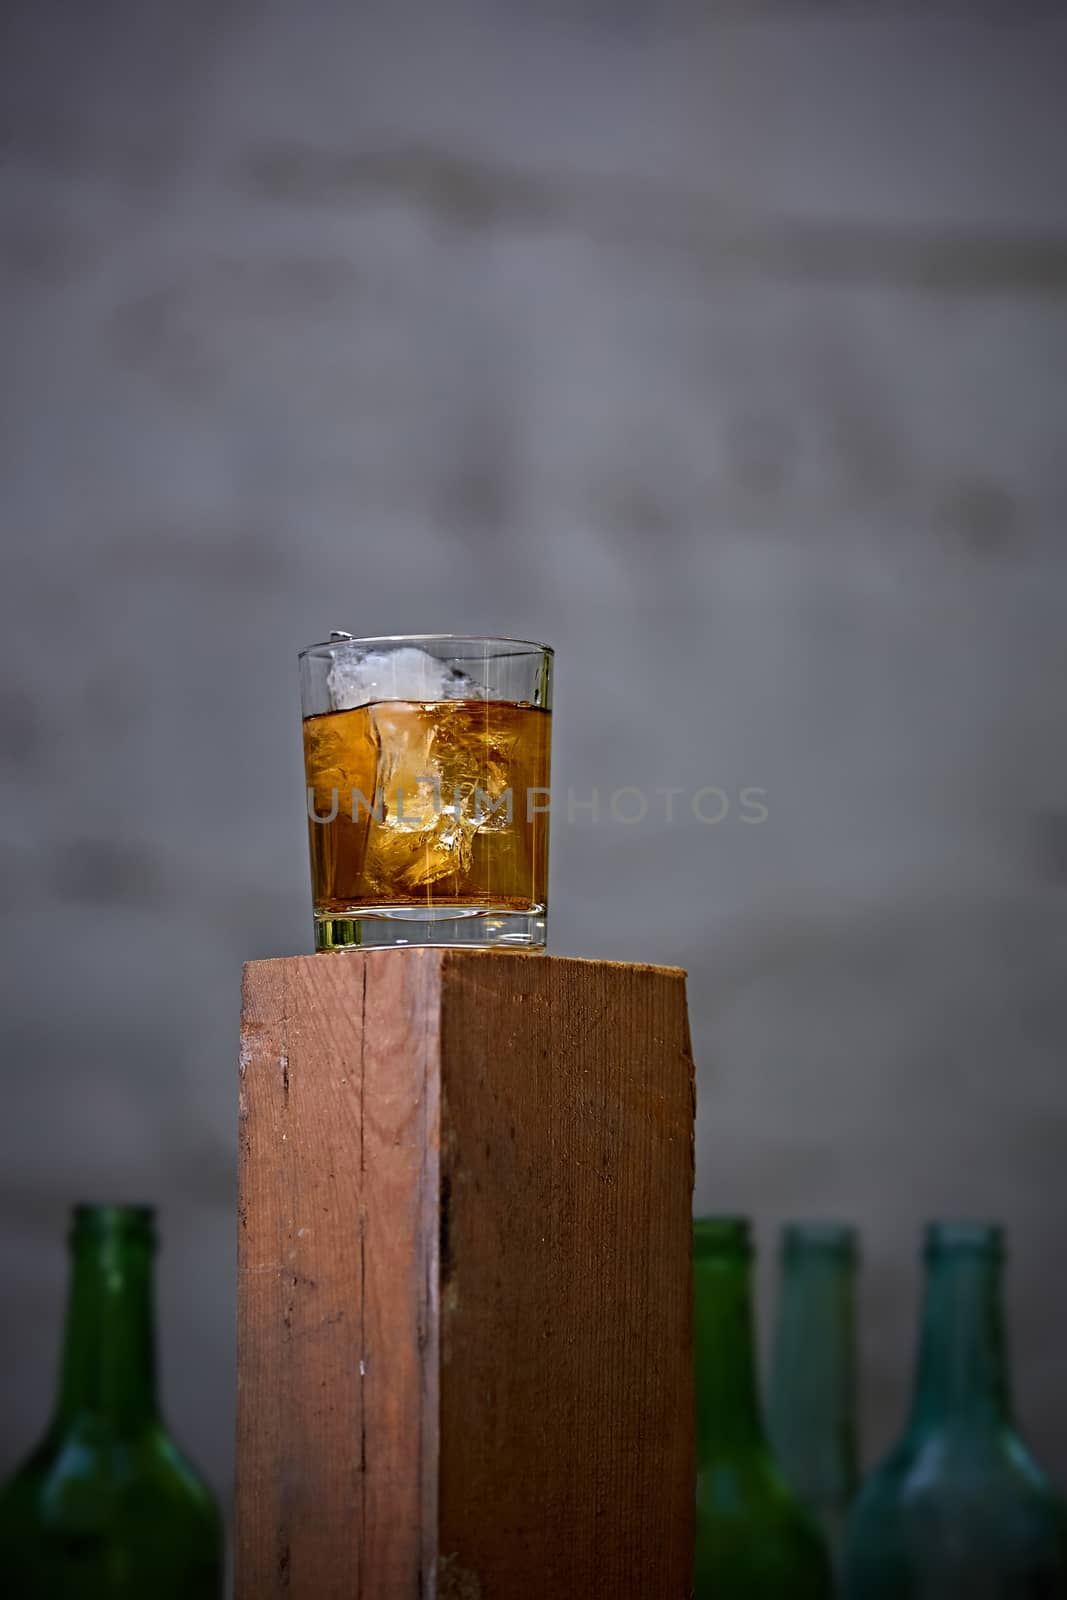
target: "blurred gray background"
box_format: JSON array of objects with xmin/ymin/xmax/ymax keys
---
[{"xmin": 2, "ymin": 0, "xmax": 1066, "ymax": 1512}]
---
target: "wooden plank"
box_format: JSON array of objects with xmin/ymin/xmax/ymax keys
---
[
  {"xmin": 236, "ymin": 950, "xmax": 694, "ymax": 1598},
  {"xmin": 236, "ymin": 952, "xmax": 442, "ymax": 1598},
  {"xmin": 437, "ymin": 951, "xmax": 695, "ymax": 1597}
]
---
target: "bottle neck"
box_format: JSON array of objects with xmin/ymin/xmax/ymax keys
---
[
  {"xmin": 694, "ymin": 1247, "xmax": 766, "ymax": 1460},
  {"xmin": 909, "ymin": 1247, "xmax": 1011, "ymax": 1434},
  {"xmin": 769, "ymin": 1247, "xmax": 858, "ymax": 1490},
  {"xmin": 54, "ymin": 1213, "xmax": 160, "ymax": 1434}
]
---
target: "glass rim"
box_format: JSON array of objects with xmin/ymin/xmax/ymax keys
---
[
  {"xmin": 692, "ymin": 1216, "xmax": 752, "ymax": 1257},
  {"xmin": 70, "ymin": 1204, "xmax": 158, "ymax": 1243},
  {"xmin": 298, "ymin": 633, "xmax": 554, "ymax": 661},
  {"xmin": 781, "ymin": 1220, "xmax": 858, "ymax": 1261},
  {"xmin": 924, "ymin": 1219, "xmax": 1004, "ymax": 1258}
]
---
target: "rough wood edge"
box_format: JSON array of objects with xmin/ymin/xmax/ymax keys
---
[{"xmin": 242, "ymin": 948, "xmax": 689, "ymax": 980}]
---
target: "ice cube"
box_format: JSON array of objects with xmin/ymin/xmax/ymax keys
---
[
  {"xmin": 360, "ymin": 702, "xmax": 518, "ymax": 891},
  {"xmin": 327, "ymin": 646, "xmax": 479, "ymax": 711}
]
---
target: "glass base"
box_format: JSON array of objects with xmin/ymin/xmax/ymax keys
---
[{"xmin": 314, "ymin": 905, "xmax": 547, "ymax": 952}]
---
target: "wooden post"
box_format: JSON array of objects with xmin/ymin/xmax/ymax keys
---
[{"xmin": 236, "ymin": 949, "xmax": 695, "ymax": 1599}]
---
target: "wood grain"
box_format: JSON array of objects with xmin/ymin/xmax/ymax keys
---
[
  {"xmin": 236, "ymin": 950, "xmax": 694, "ymax": 1599},
  {"xmin": 437, "ymin": 951, "xmax": 695, "ymax": 1597},
  {"xmin": 236, "ymin": 951, "xmax": 442, "ymax": 1598}
]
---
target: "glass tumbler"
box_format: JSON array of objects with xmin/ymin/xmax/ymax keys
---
[{"xmin": 299, "ymin": 634, "xmax": 552, "ymax": 950}]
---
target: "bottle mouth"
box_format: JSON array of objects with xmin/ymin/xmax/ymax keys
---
[
  {"xmin": 693, "ymin": 1216, "xmax": 752, "ymax": 1259},
  {"xmin": 781, "ymin": 1221, "xmax": 858, "ymax": 1261},
  {"xmin": 71, "ymin": 1204, "xmax": 157, "ymax": 1245},
  {"xmin": 924, "ymin": 1220, "xmax": 1004, "ymax": 1260}
]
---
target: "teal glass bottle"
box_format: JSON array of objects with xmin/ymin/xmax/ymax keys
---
[
  {"xmin": 693, "ymin": 1217, "xmax": 834, "ymax": 1599},
  {"xmin": 769, "ymin": 1221, "xmax": 860, "ymax": 1573},
  {"xmin": 0, "ymin": 1205, "xmax": 223, "ymax": 1599},
  {"xmin": 843, "ymin": 1222, "xmax": 1067, "ymax": 1599}
]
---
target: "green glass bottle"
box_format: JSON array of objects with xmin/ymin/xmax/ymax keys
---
[
  {"xmin": 0, "ymin": 1205, "xmax": 223, "ymax": 1599},
  {"xmin": 769, "ymin": 1222, "xmax": 860, "ymax": 1573},
  {"xmin": 693, "ymin": 1217, "xmax": 834, "ymax": 1599},
  {"xmin": 843, "ymin": 1222, "xmax": 1067, "ymax": 1600}
]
